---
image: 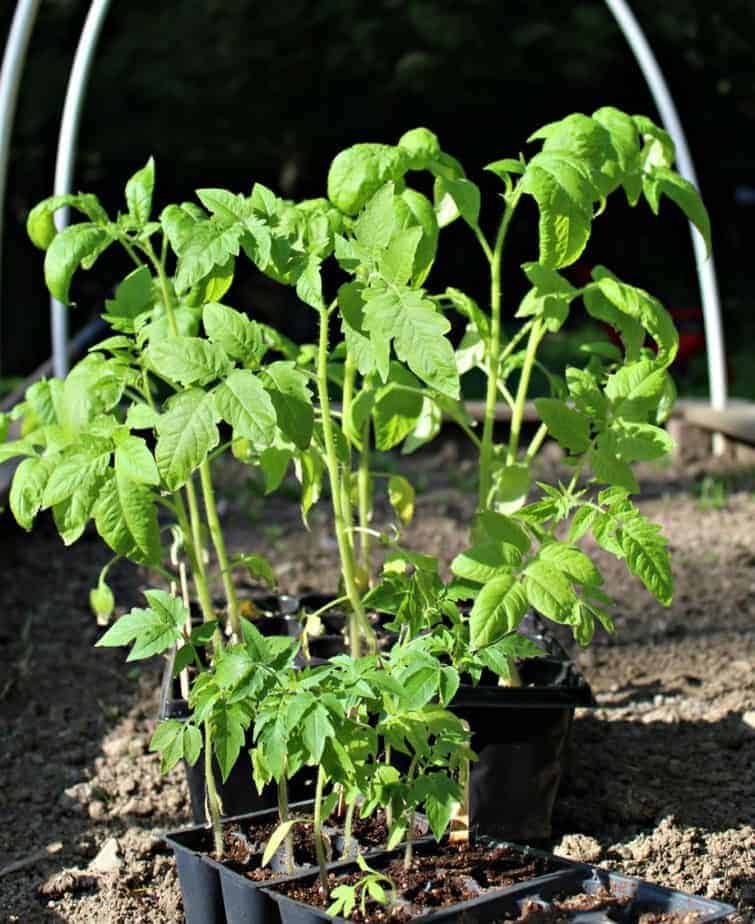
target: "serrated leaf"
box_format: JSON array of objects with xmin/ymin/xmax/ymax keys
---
[
  {"xmin": 362, "ymin": 284, "xmax": 459, "ymax": 398},
  {"xmin": 146, "ymin": 336, "xmax": 232, "ymax": 386},
  {"xmin": 295, "ymin": 255, "xmax": 325, "ymax": 310},
  {"xmin": 94, "ymin": 469, "xmax": 161, "ymax": 564},
  {"xmin": 175, "ymin": 220, "xmax": 244, "ymax": 293},
  {"xmin": 469, "ymin": 573, "xmax": 528, "ymax": 649},
  {"xmin": 203, "ymin": 302, "xmax": 263, "ymax": 363},
  {"xmin": 474, "ymin": 510, "xmax": 531, "ymax": 554},
  {"xmin": 604, "ymin": 360, "xmax": 668, "ymax": 421},
  {"xmin": 520, "ymin": 152, "xmax": 596, "ymax": 268},
  {"xmin": 451, "ymin": 543, "xmax": 521, "ymax": 584},
  {"xmin": 618, "ymin": 512, "xmax": 672, "ymax": 605},
  {"xmin": 534, "ymin": 398, "xmax": 591, "ymax": 453},
  {"xmin": 591, "ymin": 443, "xmax": 639, "ymax": 493},
  {"xmin": 125, "ymin": 157, "xmax": 155, "ymax": 225},
  {"xmin": 212, "ymin": 706, "xmax": 247, "ymax": 782},
  {"xmin": 539, "ymin": 543, "xmax": 603, "ymax": 586},
  {"xmin": 155, "ymin": 390, "xmax": 220, "ymax": 490},
  {"xmin": 523, "ymin": 560, "xmax": 577, "ymax": 623},
  {"xmin": 214, "ymin": 369, "xmax": 277, "ymax": 449},
  {"xmin": 302, "ymin": 704, "xmax": 335, "ymax": 763},
  {"xmin": 610, "ymin": 420, "xmax": 674, "ymax": 462}
]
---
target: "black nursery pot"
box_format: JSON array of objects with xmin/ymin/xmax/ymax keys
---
[
  {"xmin": 158, "ymin": 593, "xmax": 312, "ymax": 823},
  {"xmin": 452, "ymin": 654, "xmax": 594, "ymax": 843},
  {"xmin": 164, "ymin": 801, "xmax": 313, "ymax": 924}
]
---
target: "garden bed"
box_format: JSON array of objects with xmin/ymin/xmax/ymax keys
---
[{"xmin": 0, "ymin": 444, "xmax": 752, "ymax": 922}]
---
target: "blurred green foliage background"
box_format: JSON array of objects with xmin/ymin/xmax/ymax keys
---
[{"xmin": 1, "ymin": 0, "xmax": 753, "ymax": 397}]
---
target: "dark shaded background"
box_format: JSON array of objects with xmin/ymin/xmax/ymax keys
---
[{"xmin": 1, "ymin": 0, "xmax": 753, "ymax": 395}]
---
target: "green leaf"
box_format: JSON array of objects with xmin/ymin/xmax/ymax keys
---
[
  {"xmin": 539, "ymin": 543, "xmax": 603, "ymax": 586},
  {"xmin": 362, "ymin": 284, "xmax": 459, "ymax": 398},
  {"xmin": 262, "ymin": 820, "xmax": 298, "ymax": 867},
  {"xmin": 644, "ymin": 167, "xmax": 711, "ymax": 256},
  {"xmin": 474, "ymin": 510, "xmax": 531, "ymax": 554},
  {"xmin": 214, "ymin": 369, "xmax": 277, "ymax": 449},
  {"xmin": 96, "ymin": 594, "xmax": 182, "ymax": 660},
  {"xmin": 339, "ymin": 282, "xmax": 376, "ymax": 376},
  {"xmin": 295, "ymin": 255, "xmax": 325, "ymax": 310},
  {"xmin": 149, "ymin": 720, "xmax": 186, "ymax": 773},
  {"xmin": 618, "ymin": 511, "xmax": 672, "ymax": 605},
  {"xmin": 327, "ymin": 144, "xmax": 408, "ymax": 215},
  {"xmin": 451, "ymin": 543, "xmax": 521, "ymax": 584},
  {"xmin": 610, "ymin": 420, "xmax": 674, "ymax": 462},
  {"xmin": 175, "ymin": 220, "xmax": 244, "ymax": 293},
  {"xmin": 103, "ymin": 265, "xmax": 153, "ymax": 322},
  {"xmin": 43, "ymin": 447, "xmax": 110, "ymax": 508},
  {"xmin": 490, "ymin": 463, "xmax": 531, "ymax": 513},
  {"xmin": 126, "ymin": 402, "xmax": 159, "ymax": 430},
  {"xmin": 436, "ymin": 176, "xmax": 480, "ymax": 227},
  {"xmin": 381, "ymin": 226, "xmax": 423, "ymax": 286},
  {"xmin": 212, "ymin": 706, "xmax": 247, "ymax": 782},
  {"xmin": 232, "ymin": 553, "xmax": 277, "ymax": 588},
  {"xmin": 373, "ymin": 378, "xmax": 423, "ymax": 451},
  {"xmin": 155, "ymin": 390, "xmax": 220, "ymax": 490},
  {"xmin": 44, "ymin": 224, "xmax": 111, "ymax": 304},
  {"xmin": 94, "ymin": 470, "xmax": 161, "ymax": 565},
  {"xmin": 125, "ymin": 157, "xmax": 155, "ymax": 225},
  {"xmin": 183, "ymin": 725, "xmax": 202, "ymax": 766},
  {"xmin": 259, "ymin": 447, "xmax": 293, "ymax": 493},
  {"xmin": 402, "ymin": 397, "xmax": 442, "ymax": 455},
  {"xmin": 115, "ymin": 435, "xmax": 159, "ymax": 485},
  {"xmin": 10, "ymin": 457, "xmax": 53, "ymax": 530},
  {"xmin": 520, "ymin": 152, "xmax": 595, "ymax": 268},
  {"xmin": 534, "ymin": 398, "xmax": 591, "ymax": 453},
  {"xmin": 302, "ymin": 704, "xmax": 335, "ymax": 763},
  {"xmin": 469, "ymin": 573, "xmax": 528, "ymax": 649},
  {"xmin": 589, "ymin": 269, "xmax": 678, "ymax": 367},
  {"xmin": 443, "ymin": 287, "xmax": 490, "ymax": 338},
  {"xmin": 604, "ymin": 360, "xmax": 668, "ymax": 421},
  {"xmin": 523, "ymin": 560, "xmax": 577, "ymax": 623},
  {"xmin": 354, "ymin": 183, "xmax": 398, "ymax": 252},
  {"xmin": 591, "ymin": 442, "xmax": 639, "ymax": 493},
  {"xmin": 566, "ymin": 367, "xmax": 609, "ymax": 422},
  {"xmin": 397, "ymin": 127, "xmax": 441, "ymax": 169},
  {"xmin": 397, "ymin": 188, "xmax": 439, "ymax": 285},
  {"xmin": 388, "ymin": 475, "xmax": 414, "ymax": 526},
  {"xmin": 412, "ymin": 772, "xmax": 460, "ymax": 841},
  {"xmin": 262, "ymin": 361, "xmax": 314, "ymax": 450},
  {"xmin": 203, "ymin": 302, "xmax": 263, "ymax": 364},
  {"xmin": 146, "ymin": 336, "xmax": 232, "ymax": 386}
]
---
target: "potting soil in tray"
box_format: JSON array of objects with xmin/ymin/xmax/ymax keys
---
[
  {"xmin": 495, "ymin": 892, "xmax": 701, "ymax": 923},
  {"xmin": 215, "ymin": 810, "xmax": 430, "ymax": 881},
  {"xmin": 270, "ymin": 841, "xmax": 560, "ymax": 921}
]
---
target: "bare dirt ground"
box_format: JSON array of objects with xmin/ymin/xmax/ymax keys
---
[{"xmin": 0, "ymin": 437, "xmax": 753, "ymax": 922}]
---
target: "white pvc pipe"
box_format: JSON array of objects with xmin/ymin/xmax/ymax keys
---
[
  {"xmin": 0, "ymin": 0, "xmax": 42, "ymax": 376},
  {"xmin": 604, "ymin": 0, "xmax": 728, "ymax": 452},
  {"xmin": 51, "ymin": 0, "xmax": 112, "ymax": 378}
]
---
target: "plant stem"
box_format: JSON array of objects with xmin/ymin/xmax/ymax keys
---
[
  {"xmin": 313, "ymin": 766, "xmax": 329, "ymax": 890},
  {"xmin": 357, "ymin": 418, "xmax": 372, "ymax": 582},
  {"xmin": 478, "ymin": 197, "xmax": 519, "ymax": 510},
  {"xmin": 384, "ymin": 743, "xmax": 393, "ymax": 831},
  {"xmin": 204, "ymin": 723, "xmax": 223, "ymax": 856},
  {"xmin": 147, "ymin": 241, "xmax": 180, "ymax": 336},
  {"xmin": 179, "ymin": 483, "xmax": 217, "ymax": 630},
  {"xmin": 343, "ymin": 799, "xmax": 356, "ymax": 856},
  {"xmin": 315, "ymin": 308, "xmax": 375, "ymax": 657},
  {"xmin": 525, "ymin": 422, "xmax": 549, "ymax": 462},
  {"xmin": 278, "ymin": 775, "xmax": 294, "ymax": 875},
  {"xmin": 404, "ymin": 811, "xmax": 415, "ymax": 871},
  {"xmin": 506, "ymin": 319, "xmax": 543, "ymax": 465},
  {"xmin": 199, "ymin": 460, "xmax": 240, "ymax": 641}
]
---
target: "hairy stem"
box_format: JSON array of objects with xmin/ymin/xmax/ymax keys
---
[
  {"xmin": 479, "ymin": 197, "xmax": 520, "ymax": 510},
  {"xmin": 313, "ymin": 766, "xmax": 329, "ymax": 890},
  {"xmin": 316, "ymin": 308, "xmax": 375, "ymax": 657},
  {"xmin": 199, "ymin": 460, "xmax": 240, "ymax": 641},
  {"xmin": 357, "ymin": 417, "xmax": 372, "ymax": 582},
  {"xmin": 343, "ymin": 799, "xmax": 356, "ymax": 856},
  {"xmin": 506, "ymin": 319, "xmax": 543, "ymax": 465},
  {"xmin": 278, "ymin": 774, "xmax": 294, "ymax": 875},
  {"xmin": 204, "ymin": 723, "xmax": 223, "ymax": 856}
]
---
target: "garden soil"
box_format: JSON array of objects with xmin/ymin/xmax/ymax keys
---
[{"xmin": 0, "ymin": 439, "xmax": 753, "ymax": 923}]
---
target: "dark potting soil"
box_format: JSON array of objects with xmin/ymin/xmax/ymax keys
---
[
  {"xmin": 215, "ymin": 810, "xmax": 428, "ymax": 882},
  {"xmin": 497, "ymin": 892, "xmax": 700, "ymax": 923},
  {"xmin": 273, "ymin": 842, "xmax": 556, "ymax": 921}
]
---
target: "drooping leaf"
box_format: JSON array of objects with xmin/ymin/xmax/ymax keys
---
[
  {"xmin": 94, "ymin": 469, "xmax": 161, "ymax": 565},
  {"xmin": 44, "ymin": 223, "xmax": 112, "ymax": 304},
  {"xmin": 114, "ymin": 434, "xmax": 160, "ymax": 485},
  {"xmin": 618, "ymin": 510, "xmax": 673, "ymax": 605}
]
